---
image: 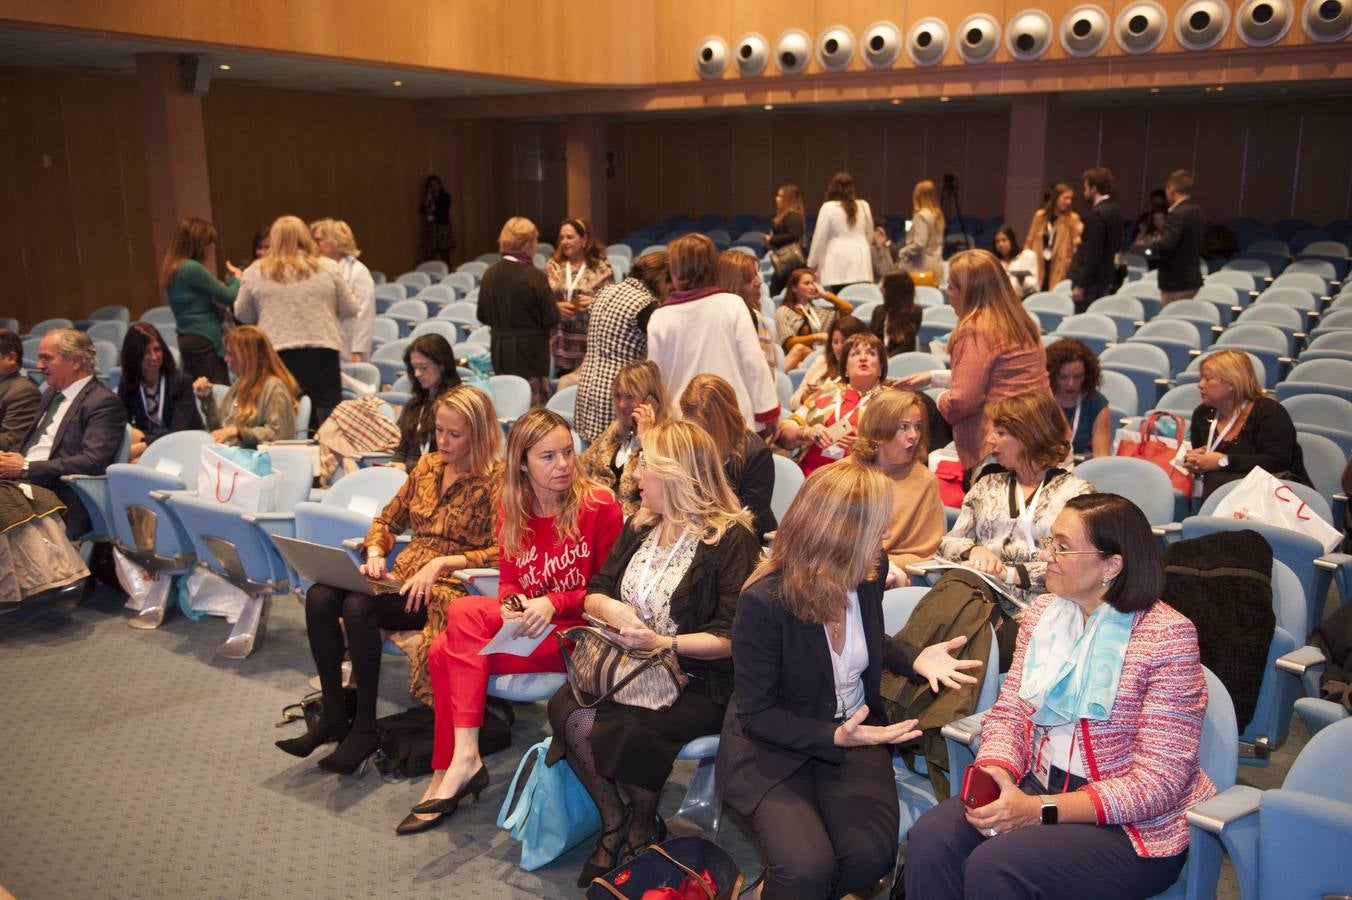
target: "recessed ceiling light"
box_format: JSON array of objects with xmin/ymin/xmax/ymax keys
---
[
  {"xmin": 1149, "ymin": 87, "xmax": 1161, "ymax": 94},
  {"xmin": 890, "ymin": 98, "xmax": 902, "ymax": 105},
  {"xmin": 939, "ymin": 95, "xmax": 950, "ymax": 102},
  {"xmin": 763, "ymin": 103, "xmax": 774, "ymax": 110},
  {"xmin": 1213, "ymin": 85, "xmax": 1225, "ymax": 92},
  {"xmin": 393, "ymin": 80, "xmax": 403, "ymax": 87},
  {"xmin": 218, "ymin": 63, "xmax": 231, "ymax": 71}
]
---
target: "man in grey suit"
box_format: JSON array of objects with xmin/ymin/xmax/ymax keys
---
[
  {"xmin": 1148, "ymin": 169, "xmax": 1207, "ymax": 305},
  {"xmin": 0, "ymin": 328, "xmax": 40, "ymax": 451}
]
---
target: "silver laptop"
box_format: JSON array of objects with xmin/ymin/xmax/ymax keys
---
[{"xmin": 270, "ymin": 534, "xmax": 403, "ymax": 594}]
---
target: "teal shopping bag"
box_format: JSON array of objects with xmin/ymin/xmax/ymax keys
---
[{"xmin": 498, "ymin": 739, "xmax": 601, "ymax": 871}]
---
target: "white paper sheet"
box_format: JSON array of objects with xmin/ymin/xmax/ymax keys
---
[{"xmin": 478, "ymin": 619, "xmax": 556, "ymax": 657}]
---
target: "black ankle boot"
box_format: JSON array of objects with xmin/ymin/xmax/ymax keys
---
[
  {"xmin": 275, "ymin": 718, "xmax": 349, "ymax": 758},
  {"xmin": 317, "ymin": 727, "xmax": 380, "ymax": 774}
]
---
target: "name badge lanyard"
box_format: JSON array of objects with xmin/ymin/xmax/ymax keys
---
[
  {"xmin": 564, "ymin": 261, "xmax": 586, "ymax": 306},
  {"xmin": 1067, "ymin": 396, "xmax": 1082, "ymax": 443},
  {"xmin": 1205, "ymin": 401, "xmax": 1248, "ymax": 454},
  {"xmin": 1015, "ymin": 477, "xmax": 1047, "ymax": 550},
  {"xmin": 630, "ymin": 530, "xmax": 690, "ymax": 616},
  {"xmin": 1034, "ymin": 726, "xmax": 1079, "ymax": 791},
  {"xmin": 141, "ymin": 378, "xmax": 166, "ymax": 427}
]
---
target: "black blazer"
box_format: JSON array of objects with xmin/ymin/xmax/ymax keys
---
[
  {"xmin": 869, "ymin": 304, "xmax": 921, "ymax": 356},
  {"xmin": 726, "ymin": 432, "xmax": 777, "ymax": 540},
  {"xmin": 117, "ymin": 370, "xmax": 203, "ymax": 443},
  {"xmin": 1067, "ymin": 197, "xmax": 1124, "ymax": 291},
  {"xmin": 23, "ymin": 378, "xmax": 128, "ymax": 537},
  {"xmin": 1189, "ymin": 395, "xmax": 1310, "ymax": 501},
  {"xmin": 716, "ymin": 560, "xmax": 924, "ymax": 815},
  {"xmin": 477, "ymin": 260, "xmax": 559, "ymax": 379},
  {"xmin": 587, "ymin": 518, "xmax": 762, "ymax": 704},
  {"xmin": 768, "ymin": 211, "xmax": 804, "ymax": 250},
  {"xmin": 1149, "ymin": 199, "xmax": 1207, "ymax": 292}
]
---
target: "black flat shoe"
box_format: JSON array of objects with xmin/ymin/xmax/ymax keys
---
[
  {"xmin": 578, "ymin": 808, "xmax": 631, "ymax": 888},
  {"xmin": 275, "ymin": 720, "xmax": 350, "ymax": 758},
  {"xmin": 316, "ymin": 729, "xmax": 380, "ymax": 774},
  {"xmin": 395, "ymin": 810, "xmax": 447, "ymax": 835},
  {"xmin": 410, "ymin": 764, "xmax": 489, "ymax": 815}
]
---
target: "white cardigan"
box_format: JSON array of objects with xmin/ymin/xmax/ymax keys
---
[{"xmin": 807, "ymin": 199, "xmax": 874, "ymax": 287}]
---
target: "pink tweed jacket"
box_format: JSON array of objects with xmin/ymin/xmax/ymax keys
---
[
  {"xmin": 974, "ymin": 593, "xmax": 1217, "ymax": 858},
  {"xmin": 937, "ymin": 327, "xmax": 1050, "ymax": 470}
]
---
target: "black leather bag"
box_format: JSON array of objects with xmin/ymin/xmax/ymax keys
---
[
  {"xmin": 373, "ymin": 698, "xmax": 515, "ymax": 778},
  {"xmin": 769, "ymin": 241, "xmax": 806, "ymax": 279}
]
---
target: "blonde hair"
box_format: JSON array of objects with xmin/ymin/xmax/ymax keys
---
[
  {"xmin": 311, "ymin": 218, "xmax": 361, "ymax": 257},
  {"xmin": 613, "ymin": 360, "xmax": 670, "ymax": 419},
  {"xmin": 716, "ymin": 250, "xmax": 760, "ymax": 304},
  {"xmin": 852, "ymin": 390, "xmax": 928, "ymax": 465},
  {"xmin": 912, "ymin": 179, "xmax": 946, "ymax": 236},
  {"xmin": 259, "ymin": 215, "xmax": 322, "ymax": 282},
  {"xmin": 679, "ymin": 374, "xmax": 749, "ymax": 466},
  {"xmin": 1199, "ymin": 349, "xmax": 1263, "ymax": 404},
  {"xmin": 500, "ymin": 409, "xmax": 605, "ymax": 557},
  {"xmin": 630, "ymin": 421, "xmax": 753, "ymax": 544},
  {"xmin": 223, "ymin": 325, "xmax": 301, "ymax": 424},
  {"xmin": 773, "ymin": 184, "xmax": 805, "ymax": 227},
  {"xmin": 948, "ymin": 250, "xmax": 1042, "ymax": 350},
  {"xmin": 498, "ymin": 217, "xmax": 539, "ymax": 255},
  {"xmin": 988, "ymin": 391, "xmax": 1072, "ymax": 471},
  {"xmin": 746, "ymin": 463, "xmax": 891, "ymax": 624},
  {"xmin": 435, "ymin": 385, "xmax": 503, "ymax": 476}
]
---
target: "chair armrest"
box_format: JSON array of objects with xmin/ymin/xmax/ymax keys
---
[
  {"xmin": 1185, "ymin": 784, "xmax": 1262, "ymax": 836},
  {"xmin": 1155, "ymin": 522, "xmax": 1182, "ymax": 537},
  {"xmin": 1314, "ymin": 552, "xmax": 1351, "ymax": 572},
  {"xmin": 148, "ymin": 489, "xmax": 194, "ymax": 502},
  {"xmin": 1276, "ymin": 644, "xmax": 1327, "ymax": 677},
  {"xmin": 241, "ymin": 512, "xmax": 296, "ymax": 524},
  {"xmin": 61, "ymin": 473, "xmax": 105, "ymax": 484},
  {"xmin": 940, "ymin": 711, "xmax": 988, "ymax": 748},
  {"xmin": 1188, "ymin": 347, "xmax": 1201, "ymax": 357},
  {"xmin": 1334, "ymin": 492, "xmax": 1347, "ymax": 505}
]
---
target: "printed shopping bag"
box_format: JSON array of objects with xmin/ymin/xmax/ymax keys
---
[{"xmin": 197, "ymin": 445, "xmax": 282, "ymax": 511}]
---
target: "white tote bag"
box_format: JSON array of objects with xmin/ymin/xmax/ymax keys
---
[
  {"xmin": 1210, "ymin": 466, "xmax": 1342, "ymax": 553},
  {"xmin": 197, "ymin": 445, "xmax": 282, "ymax": 512}
]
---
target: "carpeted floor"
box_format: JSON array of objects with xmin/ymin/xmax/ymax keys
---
[{"xmin": 0, "ymin": 582, "xmax": 1313, "ymax": 899}]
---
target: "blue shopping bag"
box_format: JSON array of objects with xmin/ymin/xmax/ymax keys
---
[{"xmin": 497, "ymin": 739, "xmax": 601, "ymax": 871}]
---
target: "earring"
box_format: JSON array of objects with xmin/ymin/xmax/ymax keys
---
[{"xmin": 1101, "ymin": 575, "xmax": 1112, "ymax": 587}]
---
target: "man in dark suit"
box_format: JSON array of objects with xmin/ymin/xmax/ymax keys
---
[
  {"xmin": 1148, "ymin": 169, "xmax": 1207, "ymax": 305},
  {"xmin": 0, "ymin": 328, "xmax": 40, "ymax": 451},
  {"xmin": 1067, "ymin": 166, "xmax": 1125, "ymax": 314},
  {"xmin": 0, "ymin": 328, "xmax": 127, "ymax": 538}
]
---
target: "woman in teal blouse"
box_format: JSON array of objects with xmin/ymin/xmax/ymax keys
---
[{"xmin": 161, "ymin": 217, "xmax": 241, "ymax": 385}]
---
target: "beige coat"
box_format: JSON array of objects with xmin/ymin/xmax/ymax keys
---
[{"xmin": 1025, "ymin": 208, "xmax": 1083, "ymax": 290}]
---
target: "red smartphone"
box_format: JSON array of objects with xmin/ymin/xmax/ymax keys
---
[{"xmin": 960, "ymin": 766, "xmax": 1000, "ymax": 809}]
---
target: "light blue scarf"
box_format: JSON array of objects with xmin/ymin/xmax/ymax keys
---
[{"xmin": 1018, "ymin": 596, "xmax": 1134, "ymax": 727}]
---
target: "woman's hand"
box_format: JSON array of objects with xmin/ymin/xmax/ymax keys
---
[
  {"xmin": 964, "ymin": 767, "xmax": 1041, "ymax": 835},
  {"xmin": 886, "ymin": 561, "xmax": 911, "ymax": 589},
  {"xmin": 806, "ymin": 423, "xmax": 832, "ymax": 447},
  {"xmin": 762, "ymin": 233, "xmax": 772, "ymax": 247},
  {"xmin": 913, "ymin": 635, "xmax": 983, "ymax": 692},
  {"xmin": 834, "ymin": 705, "xmax": 921, "ymax": 747},
  {"xmin": 193, "ymin": 376, "xmax": 214, "ymax": 397},
  {"xmin": 895, "ymin": 372, "xmax": 933, "ymax": 389},
  {"xmin": 501, "ymin": 595, "xmax": 557, "ymax": 638},
  {"xmin": 399, "ymin": 557, "xmax": 447, "ymax": 613},
  {"xmin": 557, "ymin": 300, "xmax": 579, "ymax": 318},
  {"xmin": 613, "ymin": 623, "xmax": 667, "ymax": 652},
  {"xmin": 873, "ymin": 226, "xmax": 889, "ymax": 246},
  {"xmin": 210, "ymin": 426, "xmax": 238, "ymax": 443},
  {"xmin": 360, "ymin": 555, "xmax": 387, "ymax": 581},
  {"xmin": 965, "ymin": 546, "xmax": 1007, "ymax": 578},
  {"xmin": 225, "ymin": 260, "xmax": 243, "ymax": 279},
  {"xmin": 632, "ymin": 402, "xmax": 656, "ymax": 438},
  {"xmin": 1183, "ymin": 449, "xmax": 1223, "ymax": 474}
]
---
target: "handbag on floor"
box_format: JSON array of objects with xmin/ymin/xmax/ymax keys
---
[
  {"xmin": 585, "ymin": 836, "xmax": 744, "ymax": 899},
  {"xmin": 277, "ymin": 686, "xmax": 359, "ymax": 731},
  {"xmin": 373, "ymin": 698, "xmax": 515, "ymax": 778},
  {"xmin": 498, "ymin": 738, "xmax": 601, "ymax": 871},
  {"xmin": 557, "ymin": 625, "xmax": 688, "ymax": 712}
]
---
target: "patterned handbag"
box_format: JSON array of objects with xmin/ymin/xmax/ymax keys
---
[{"xmin": 557, "ymin": 626, "xmax": 688, "ymax": 712}]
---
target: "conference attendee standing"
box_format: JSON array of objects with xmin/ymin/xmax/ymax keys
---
[
  {"xmin": 1025, "ymin": 184, "xmax": 1082, "ymax": 293},
  {"xmin": 1067, "ymin": 167, "xmax": 1124, "ymax": 313},
  {"xmin": 896, "ymin": 179, "xmax": 945, "ymax": 283},
  {"xmin": 312, "ymin": 219, "xmax": 376, "ymax": 362},
  {"xmin": 161, "ymin": 216, "xmax": 242, "ymax": 385},
  {"xmin": 0, "ymin": 328, "xmax": 39, "ymax": 451},
  {"xmin": 1149, "ymin": 169, "xmax": 1207, "ymax": 305},
  {"xmin": 421, "ymin": 175, "xmax": 455, "ymax": 265},
  {"xmin": 807, "ymin": 172, "xmax": 875, "ymax": 292},
  {"xmin": 545, "ymin": 217, "xmax": 613, "ymax": 380},
  {"xmin": 477, "ymin": 217, "xmax": 559, "ymax": 408},
  {"xmin": 764, "ymin": 184, "xmax": 806, "ymax": 297},
  {"xmin": 234, "ymin": 215, "xmax": 357, "ymax": 428}
]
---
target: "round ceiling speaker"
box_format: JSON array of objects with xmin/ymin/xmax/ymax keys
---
[
  {"xmin": 734, "ymin": 33, "xmax": 770, "ymax": 76},
  {"xmin": 1115, "ymin": 1, "xmax": 1168, "ymax": 53},
  {"xmin": 1061, "ymin": 4, "xmax": 1111, "ymax": 55},
  {"xmin": 1235, "ymin": 0, "xmax": 1294, "ymax": 45},
  {"xmin": 774, "ymin": 29, "xmax": 811, "ymax": 74},
  {"xmin": 694, "ymin": 36, "xmax": 729, "ymax": 79},
  {"xmin": 861, "ymin": 21, "xmax": 902, "ymax": 68},
  {"xmin": 907, "ymin": 17, "xmax": 951, "ymax": 66},
  {"xmin": 1176, "ymin": 0, "xmax": 1231, "ymax": 48},
  {"xmin": 816, "ymin": 25, "xmax": 857, "ymax": 71},
  {"xmin": 1006, "ymin": 9, "xmax": 1054, "ymax": 60},
  {"xmin": 1302, "ymin": 0, "xmax": 1352, "ymax": 40},
  {"xmin": 956, "ymin": 13, "xmax": 1001, "ymax": 63}
]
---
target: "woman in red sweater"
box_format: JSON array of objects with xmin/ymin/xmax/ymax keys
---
[{"xmin": 397, "ymin": 408, "xmax": 623, "ymax": 834}]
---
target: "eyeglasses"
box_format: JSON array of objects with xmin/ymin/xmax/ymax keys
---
[{"xmin": 1038, "ymin": 537, "xmax": 1103, "ymax": 562}]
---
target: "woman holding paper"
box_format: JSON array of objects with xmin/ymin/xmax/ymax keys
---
[
  {"xmin": 547, "ymin": 420, "xmax": 761, "ymax": 886},
  {"xmin": 400, "ymin": 408, "xmax": 622, "ymax": 834},
  {"xmin": 277, "ymin": 385, "xmax": 502, "ymax": 774}
]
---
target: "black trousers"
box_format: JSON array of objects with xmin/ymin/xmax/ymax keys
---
[
  {"xmin": 178, "ymin": 332, "xmax": 230, "ymax": 385},
  {"xmin": 278, "ymin": 346, "xmax": 341, "ymax": 431},
  {"xmin": 748, "ymin": 744, "xmax": 899, "ymax": 899}
]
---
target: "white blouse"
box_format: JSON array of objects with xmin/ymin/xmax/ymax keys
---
[{"xmin": 826, "ymin": 590, "xmax": 868, "ymax": 719}]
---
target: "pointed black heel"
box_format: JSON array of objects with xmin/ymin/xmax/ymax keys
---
[
  {"xmin": 410, "ymin": 764, "xmax": 490, "ymax": 815},
  {"xmin": 275, "ymin": 719, "xmax": 350, "ymax": 758},
  {"xmin": 316, "ymin": 729, "xmax": 380, "ymax": 774}
]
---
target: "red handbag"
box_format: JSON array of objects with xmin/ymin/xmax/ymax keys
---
[{"xmin": 1116, "ymin": 411, "xmax": 1194, "ymax": 495}]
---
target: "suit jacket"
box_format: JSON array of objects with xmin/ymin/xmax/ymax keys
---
[
  {"xmin": 0, "ymin": 370, "xmax": 41, "ymax": 451},
  {"xmin": 117, "ymin": 370, "xmax": 203, "ymax": 444},
  {"xmin": 1148, "ymin": 198, "xmax": 1207, "ymax": 292},
  {"xmin": 716, "ymin": 560, "xmax": 924, "ymax": 816},
  {"xmin": 1067, "ymin": 197, "xmax": 1124, "ymax": 291},
  {"xmin": 22, "ymin": 378, "xmax": 127, "ymax": 537}
]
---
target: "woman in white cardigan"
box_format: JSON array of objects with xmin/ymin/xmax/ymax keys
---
[{"xmin": 807, "ymin": 173, "xmax": 874, "ymax": 292}]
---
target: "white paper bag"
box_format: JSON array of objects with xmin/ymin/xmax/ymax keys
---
[
  {"xmin": 185, "ymin": 569, "xmax": 248, "ymax": 623},
  {"xmin": 197, "ymin": 445, "xmax": 282, "ymax": 512},
  {"xmin": 1210, "ymin": 466, "xmax": 1342, "ymax": 553}
]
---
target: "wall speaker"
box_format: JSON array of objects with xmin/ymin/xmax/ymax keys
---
[
  {"xmin": 694, "ymin": 37, "xmax": 729, "ymax": 79},
  {"xmin": 861, "ymin": 21, "xmax": 902, "ymax": 68},
  {"xmin": 774, "ymin": 30, "xmax": 811, "ymax": 74},
  {"xmin": 1115, "ymin": 1, "xmax": 1168, "ymax": 53},
  {"xmin": 734, "ymin": 33, "xmax": 770, "ymax": 77},
  {"xmin": 1176, "ymin": 0, "xmax": 1231, "ymax": 48},
  {"xmin": 1006, "ymin": 9, "xmax": 1054, "ymax": 60},
  {"xmin": 907, "ymin": 18, "xmax": 951, "ymax": 66},
  {"xmin": 956, "ymin": 13, "xmax": 1001, "ymax": 63},
  {"xmin": 816, "ymin": 25, "xmax": 857, "ymax": 71},
  {"xmin": 1235, "ymin": 0, "xmax": 1294, "ymax": 45},
  {"xmin": 1302, "ymin": 0, "xmax": 1352, "ymax": 40},
  {"xmin": 1061, "ymin": 4, "xmax": 1111, "ymax": 55}
]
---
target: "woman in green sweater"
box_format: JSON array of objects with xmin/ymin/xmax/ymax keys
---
[{"xmin": 161, "ymin": 217, "xmax": 242, "ymax": 385}]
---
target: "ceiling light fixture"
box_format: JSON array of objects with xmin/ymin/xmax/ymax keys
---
[
  {"xmin": 218, "ymin": 63, "xmax": 231, "ymax": 71},
  {"xmin": 890, "ymin": 98, "xmax": 902, "ymax": 105},
  {"xmin": 393, "ymin": 80, "xmax": 403, "ymax": 87},
  {"xmin": 939, "ymin": 95, "xmax": 951, "ymax": 102},
  {"xmin": 763, "ymin": 103, "xmax": 774, "ymax": 110}
]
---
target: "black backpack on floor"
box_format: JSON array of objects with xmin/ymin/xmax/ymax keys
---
[{"xmin": 373, "ymin": 697, "xmax": 515, "ymax": 778}]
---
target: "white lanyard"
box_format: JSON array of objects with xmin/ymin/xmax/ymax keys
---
[
  {"xmin": 1066, "ymin": 396, "xmax": 1082, "ymax": 440},
  {"xmin": 1206, "ymin": 402, "xmax": 1248, "ymax": 453},
  {"xmin": 564, "ymin": 261, "xmax": 586, "ymax": 304},
  {"xmin": 1015, "ymin": 476, "xmax": 1047, "ymax": 549},
  {"xmin": 613, "ymin": 433, "xmax": 637, "ymax": 469},
  {"xmin": 632, "ymin": 530, "xmax": 689, "ymax": 612},
  {"xmin": 800, "ymin": 303, "xmax": 825, "ymax": 334},
  {"xmin": 141, "ymin": 378, "xmax": 166, "ymax": 426}
]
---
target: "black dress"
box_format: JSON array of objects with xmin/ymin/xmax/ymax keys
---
[
  {"xmin": 767, "ymin": 211, "xmax": 805, "ymax": 297},
  {"xmin": 1188, "ymin": 395, "xmax": 1310, "ymax": 501},
  {"xmin": 546, "ymin": 520, "xmax": 762, "ymax": 791}
]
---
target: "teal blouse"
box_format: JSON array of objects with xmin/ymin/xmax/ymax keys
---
[{"xmin": 166, "ymin": 259, "xmax": 239, "ymax": 355}]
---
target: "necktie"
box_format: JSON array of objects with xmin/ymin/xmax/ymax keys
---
[{"xmin": 20, "ymin": 390, "xmax": 62, "ymax": 456}]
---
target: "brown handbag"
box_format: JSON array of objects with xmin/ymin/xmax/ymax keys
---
[{"xmin": 557, "ymin": 626, "xmax": 688, "ymax": 712}]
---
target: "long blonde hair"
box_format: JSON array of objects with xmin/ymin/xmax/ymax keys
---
[
  {"xmin": 745, "ymin": 463, "xmax": 891, "ymax": 624},
  {"xmin": 679, "ymin": 374, "xmax": 749, "ymax": 467},
  {"xmin": 912, "ymin": 179, "xmax": 946, "ymax": 236},
  {"xmin": 500, "ymin": 409, "xmax": 605, "ymax": 558},
  {"xmin": 258, "ymin": 215, "xmax": 322, "ymax": 283},
  {"xmin": 947, "ymin": 249, "xmax": 1041, "ymax": 350},
  {"xmin": 630, "ymin": 421, "xmax": 753, "ymax": 544},
  {"xmin": 435, "ymin": 385, "xmax": 503, "ymax": 476},
  {"xmin": 223, "ymin": 325, "xmax": 300, "ymax": 424}
]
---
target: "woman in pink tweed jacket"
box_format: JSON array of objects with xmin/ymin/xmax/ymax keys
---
[{"xmin": 907, "ymin": 493, "xmax": 1215, "ymax": 899}]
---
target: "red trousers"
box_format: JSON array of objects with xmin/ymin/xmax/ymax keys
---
[{"xmin": 428, "ymin": 594, "xmax": 568, "ymax": 770}]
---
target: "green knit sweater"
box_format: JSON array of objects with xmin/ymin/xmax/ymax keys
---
[{"xmin": 166, "ymin": 259, "xmax": 239, "ymax": 355}]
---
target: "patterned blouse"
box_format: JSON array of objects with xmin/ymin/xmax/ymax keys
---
[
  {"xmin": 363, "ymin": 452, "xmax": 503, "ymax": 704},
  {"xmin": 579, "ymin": 419, "xmax": 642, "ymax": 516},
  {"xmin": 775, "ymin": 301, "xmax": 838, "ymax": 351},
  {"xmin": 573, "ymin": 276, "xmax": 657, "ymax": 443},
  {"xmin": 785, "ymin": 378, "xmax": 887, "ymax": 475},
  {"xmin": 619, "ymin": 529, "xmax": 699, "ymax": 637},
  {"xmin": 546, "ymin": 257, "xmax": 614, "ymax": 373}
]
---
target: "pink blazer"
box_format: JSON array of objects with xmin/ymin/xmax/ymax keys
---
[{"xmin": 938, "ymin": 327, "xmax": 1050, "ymax": 470}]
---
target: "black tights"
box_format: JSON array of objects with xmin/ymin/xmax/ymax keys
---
[
  {"xmin": 563, "ymin": 708, "xmax": 662, "ymax": 864},
  {"xmin": 304, "ymin": 583, "xmax": 427, "ymax": 738}
]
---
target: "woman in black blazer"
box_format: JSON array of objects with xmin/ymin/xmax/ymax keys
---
[
  {"xmin": 678, "ymin": 374, "xmax": 777, "ymax": 539},
  {"xmin": 117, "ymin": 322, "xmax": 204, "ymax": 462},
  {"xmin": 546, "ymin": 420, "xmax": 762, "ymax": 887},
  {"xmin": 717, "ymin": 462, "xmax": 979, "ymax": 899}
]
